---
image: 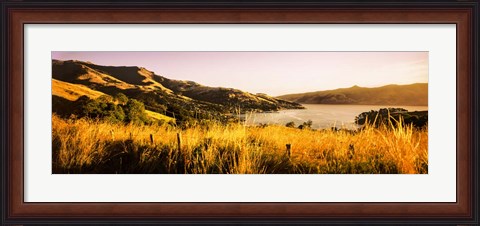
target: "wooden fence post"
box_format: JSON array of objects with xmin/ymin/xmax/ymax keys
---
[
  {"xmin": 177, "ymin": 132, "xmax": 182, "ymax": 151},
  {"xmin": 286, "ymin": 144, "xmax": 291, "ymax": 158},
  {"xmin": 177, "ymin": 132, "xmax": 187, "ymax": 173}
]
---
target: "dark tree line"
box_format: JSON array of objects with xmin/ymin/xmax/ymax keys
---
[{"xmin": 355, "ymin": 108, "xmax": 428, "ymax": 129}]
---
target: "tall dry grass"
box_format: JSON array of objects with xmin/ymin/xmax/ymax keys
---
[{"xmin": 52, "ymin": 114, "xmax": 428, "ymax": 174}]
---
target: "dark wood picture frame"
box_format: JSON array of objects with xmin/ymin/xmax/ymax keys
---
[{"xmin": 1, "ymin": 1, "xmax": 478, "ymax": 225}]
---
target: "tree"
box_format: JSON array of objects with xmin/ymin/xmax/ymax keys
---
[
  {"xmin": 97, "ymin": 95, "xmax": 114, "ymax": 103},
  {"xmin": 124, "ymin": 99, "xmax": 149, "ymax": 124},
  {"xmin": 104, "ymin": 102, "xmax": 125, "ymax": 123},
  {"xmin": 81, "ymin": 97, "xmax": 125, "ymax": 123},
  {"xmin": 115, "ymin": 93, "xmax": 129, "ymax": 104},
  {"xmin": 82, "ymin": 98, "xmax": 105, "ymax": 118}
]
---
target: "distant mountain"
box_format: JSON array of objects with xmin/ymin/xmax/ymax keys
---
[
  {"xmin": 52, "ymin": 60, "xmax": 303, "ymax": 122},
  {"xmin": 277, "ymin": 83, "xmax": 428, "ymax": 106}
]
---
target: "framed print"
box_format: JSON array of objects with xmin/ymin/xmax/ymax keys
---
[{"xmin": 1, "ymin": 0, "xmax": 479, "ymax": 225}]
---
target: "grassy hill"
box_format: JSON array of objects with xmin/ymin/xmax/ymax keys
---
[
  {"xmin": 52, "ymin": 60, "xmax": 303, "ymax": 124},
  {"xmin": 277, "ymin": 83, "xmax": 428, "ymax": 106},
  {"xmin": 155, "ymin": 76, "xmax": 302, "ymax": 111},
  {"xmin": 52, "ymin": 79, "xmax": 105, "ymax": 101},
  {"xmin": 52, "ymin": 78, "xmax": 176, "ymax": 123}
]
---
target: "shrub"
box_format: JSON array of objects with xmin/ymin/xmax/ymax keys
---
[
  {"xmin": 285, "ymin": 121, "xmax": 296, "ymax": 128},
  {"xmin": 298, "ymin": 120, "xmax": 313, "ymax": 129},
  {"xmin": 115, "ymin": 93, "xmax": 129, "ymax": 104}
]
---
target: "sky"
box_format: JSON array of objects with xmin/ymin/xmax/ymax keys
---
[{"xmin": 52, "ymin": 51, "xmax": 428, "ymax": 96}]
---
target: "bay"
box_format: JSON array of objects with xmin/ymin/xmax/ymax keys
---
[{"xmin": 241, "ymin": 104, "xmax": 428, "ymax": 129}]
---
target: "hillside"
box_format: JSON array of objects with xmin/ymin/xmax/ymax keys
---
[
  {"xmin": 277, "ymin": 83, "xmax": 428, "ymax": 106},
  {"xmin": 52, "ymin": 79, "xmax": 106, "ymax": 101},
  {"xmin": 156, "ymin": 76, "xmax": 302, "ymax": 111},
  {"xmin": 52, "ymin": 78, "xmax": 176, "ymax": 123},
  {"xmin": 52, "ymin": 60, "xmax": 303, "ymax": 123}
]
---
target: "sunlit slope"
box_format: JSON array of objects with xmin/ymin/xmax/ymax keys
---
[
  {"xmin": 52, "ymin": 79, "xmax": 106, "ymax": 101},
  {"xmin": 52, "ymin": 78, "xmax": 174, "ymax": 122},
  {"xmin": 145, "ymin": 110, "xmax": 175, "ymax": 123},
  {"xmin": 52, "ymin": 59, "xmax": 171, "ymax": 92}
]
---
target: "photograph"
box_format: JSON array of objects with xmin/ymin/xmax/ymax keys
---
[
  {"xmin": 51, "ymin": 51, "xmax": 428, "ymax": 174},
  {"xmin": 5, "ymin": 2, "xmax": 476, "ymax": 224}
]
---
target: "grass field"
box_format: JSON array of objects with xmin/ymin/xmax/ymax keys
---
[
  {"xmin": 52, "ymin": 114, "xmax": 428, "ymax": 174},
  {"xmin": 145, "ymin": 110, "xmax": 175, "ymax": 123}
]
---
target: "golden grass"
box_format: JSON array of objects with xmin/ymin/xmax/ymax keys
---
[
  {"xmin": 145, "ymin": 110, "xmax": 175, "ymax": 123},
  {"xmin": 52, "ymin": 79, "xmax": 106, "ymax": 101},
  {"xmin": 52, "ymin": 114, "xmax": 428, "ymax": 174}
]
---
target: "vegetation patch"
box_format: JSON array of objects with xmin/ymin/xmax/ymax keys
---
[{"xmin": 52, "ymin": 114, "xmax": 428, "ymax": 174}]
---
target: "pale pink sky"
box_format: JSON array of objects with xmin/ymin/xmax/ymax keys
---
[{"xmin": 52, "ymin": 51, "xmax": 428, "ymax": 96}]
